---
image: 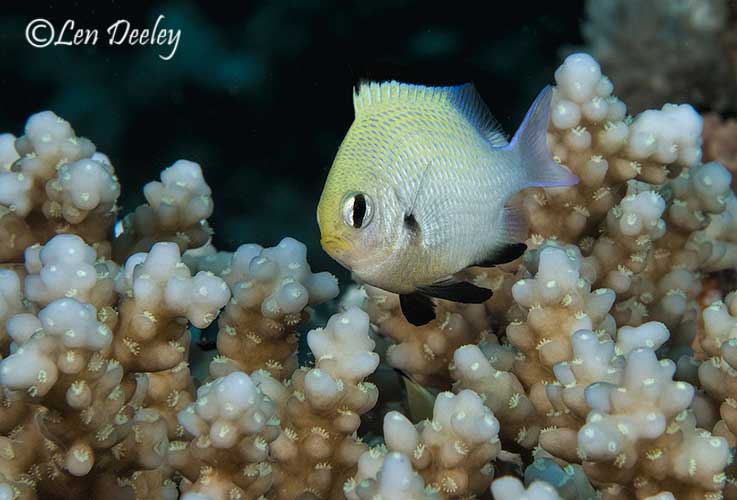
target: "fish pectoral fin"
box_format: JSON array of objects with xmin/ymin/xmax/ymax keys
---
[
  {"xmin": 417, "ymin": 279, "xmax": 493, "ymax": 304},
  {"xmin": 474, "ymin": 243, "xmax": 527, "ymax": 267},
  {"xmin": 501, "ymin": 204, "xmax": 529, "ymax": 243},
  {"xmin": 400, "ymin": 292, "xmax": 436, "ymax": 326}
]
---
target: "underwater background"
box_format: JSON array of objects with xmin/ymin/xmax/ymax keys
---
[{"xmin": 0, "ymin": 0, "xmax": 588, "ymax": 282}]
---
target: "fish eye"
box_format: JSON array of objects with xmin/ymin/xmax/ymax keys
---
[{"xmin": 342, "ymin": 192, "xmax": 373, "ymax": 229}]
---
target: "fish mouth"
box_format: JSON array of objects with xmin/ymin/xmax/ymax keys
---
[{"xmin": 320, "ymin": 236, "xmax": 352, "ymax": 266}]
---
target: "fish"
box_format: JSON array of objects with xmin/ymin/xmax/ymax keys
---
[{"xmin": 317, "ymin": 81, "xmax": 577, "ymax": 326}]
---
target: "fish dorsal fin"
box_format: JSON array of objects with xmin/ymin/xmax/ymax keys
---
[
  {"xmin": 352, "ymin": 81, "xmax": 508, "ymax": 147},
  {"xmin": 453, "ymin": 84, "xmax": 509, "ymax": 147}
]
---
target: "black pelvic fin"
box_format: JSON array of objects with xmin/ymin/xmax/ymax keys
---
[
  {"xmin": 475, "ymin": 243, "xmax": 527, "ymax": 267},
  {"xmin": 417, "ymin": 280, "xmax": 493, "ymax": 304},
  {"xmin": 400, "ymin": 292, "xmax": 436, "ymax": 326}
]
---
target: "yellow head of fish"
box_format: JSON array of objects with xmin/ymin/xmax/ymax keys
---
[{"xmin": 316, "ymin": 129, "xmax": 400, "ymax": 279}]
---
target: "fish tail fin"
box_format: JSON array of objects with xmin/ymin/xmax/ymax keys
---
[{"xmin": 509, "ymin": 85, "xmax": 578, "ymax": 188}]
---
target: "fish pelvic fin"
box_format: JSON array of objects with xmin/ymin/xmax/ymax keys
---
[
  {"xmin": 400, "ymin": 292, "xmax": 436, "ymax": 326},
  {"xmin": 509, "ymin": 85, "xmax": 579, "ymax": 189},
  {"xmin": 472, "ymin": 204, "xmax": 528, "ymax": 267}
]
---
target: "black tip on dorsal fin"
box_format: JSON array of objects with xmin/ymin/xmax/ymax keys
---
[
  {"xmin": 400, "ymin": 292, "xmax": 436, "ymax": 326},
  {"xmin": 417, "ymin": 280, "xmax": 493, "ymax": 304},
  {"xmin": 474, "ymin": 243, "xmax": 527, "ymax": 267}
]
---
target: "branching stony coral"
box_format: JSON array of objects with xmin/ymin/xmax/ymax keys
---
[
  {"xmin": 210, "ymin": 237, "xmax": 339, "ymax": 381},
  {"xmin": 0, "ymin": 269, "xmax": 24, "ymax": 355},
  {"xmin": 491, "ymin": 476, "xmax": 562, "ymax": 500},
  {"xmin": 537, "ymin": 322, "xmax": 669, "ymax": 462},
  {"xmin": 366, "ymin": 284, "xmax": 489, "ymax": 388},
  {"xmin": 2, "ymin": 49, "xmax": 737, "ymax": 500},
  {"xmin": 266, "ymin": 306, "xmax": 379, "ymax": 499},
  {"xmin": 578, "ymin": 0, "xmax": 737, "ymax": 113},
  {"xmin": 378, "ymin": 389, "xmax": 501, "ymax": 497},
  {"xmin": 0, "ymin": 112, "xmax": 119, "ymax": 262},
  {"xmin": 703, "ymin": 114, "xmax": 737, "ymax": 185},
  {"xmin": 699, "ymin": 291, "xmax": 737, "ymax": 446},
  {"xmin": 355, "ymin": 51, "xmax": 737, "ymax": 499},
  {"xmin": 112, "ymin": 160, "xmax": 215, "ymax": 262},
  {"xmin": 451, "ymin": 343, "xmax": 543, "ymax": 448},
  {"xmin": 346, "ymin": 451, "xmax": 441, "ymax": 500},
  {"xmin": 171, "ymin": 371, "xmax": 280, "ymax": 499}
]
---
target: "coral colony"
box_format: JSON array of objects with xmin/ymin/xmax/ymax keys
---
[{"xmin": 0, "ymin": 52, "xmax": 736, "ymax": 499}]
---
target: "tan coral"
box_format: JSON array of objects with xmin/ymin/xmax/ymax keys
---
[
  {"xmin": 506, "ymin": 242, "xmax": 616, "ymax": 389},
  {"xmin": 345, "ymin": 450, "xmax": 441, "ymax": 500},
  {"xmin": 703, "ymin": 113, "xmax": 737, "ymax": 184},
  {"xmin": 0, "ymin": 268, "xmax": 25, "ymax": 355},
  {"xmin": 112, "ymin": 160, "xmax": 214, "ymax": 262},
  {"xmin": 0, "ymin": 112, "xmax": 119, "ymax": 263},
  {"xmin": 170, "ymin": 371, "xmax": 280, "ymax": 499},
  {"xmin": 539, "ymin": 322, "xmax": 669, "ymax": 462},
  {"xmin": 577, "ymin": 346, "xmax": 729, "ymax": 498},
  {"xmin": 366, "ymin": 284, "xmax": 489, "ymax": 388},
  {"xmin": 268, "ymin": 306, "xmax": 379, "ymax": 499},
  {"xmin": 698, "ymin": 292, "xmax": 737, "ymax": 445},
  {"xmin": 379, "ymin": 389, "xmax": 501, "ymax": 498},
  {"xmin": 0, "ymin": 298, "xmax": 145, "ymax": 499},
  {"xmin": 209, "ymin": 237, "xmax": 339, "ymax": 381},
  {"xmin": 451, "ymin": 344, "xmax": 543, "ymax": 448}
]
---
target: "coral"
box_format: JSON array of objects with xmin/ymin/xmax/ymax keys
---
[
  {"xmin": 703, "ymin": 114, "xmax": 737, "ymax": 186},
  {"xmin": 209, "ymin": 237, "xmax": 339, "ymax": 381},
  {"xmin": 0, "ymin": 297, "xmax": 141, "ymax": 498},
  {"xmin": 365, "ymin": 284, "xmax": 489, "ymax": 388},
  {"xmin": 267, "ymin": 306, "xmax": 379, "ymax": 498},
  {"xmin": 23, "ymin": 234, "xmax": 118, "ymax": 309},
  {"xmin": 346, "ymin": 451, "xmax": 440, "ymax": 500},
  {"xmin": 0, "ymin": 269, "xmax": 24, "ymax": 354},
  {"xmin": 0, "ymin": 112, "xmax": 119, "ymax": 262},
  {"xmin": 377, "ymin": 389, "xmax": 501, "ymax": 497},
  {"xmin": 3, "ymin": 49, "xmax": 737, "ymax": 500},
  {"xmin": 699, "ymin": 292, "xmax": 737, "ymax": 445},
  {"xmin": 538, "ymin": 322, "xmax": 670, "ymax": 462},
  {"xmin": 506, "ymin": 242, "xmax": 617, "ymax": 388},
  {"xmin": 575, "ymin": 346, "xmax": 728, "ymax": 498},
  {"xmin": 491, "ymin": 476, "xmax": 562, "ymax": 500},
  {"xmin": 171, "ymin": 371, "xmax": 280, "ymax": 499},
  {"xmin": 112, "ymin": 160, "xmax": 215, "ymax": 262},
  {"xmin": 578, "ymin": 0, "xmax": 737, "ymax": 113},
  {"xmin": 451, "ymin": 343, "xmax": 543, "ymax": 448}
]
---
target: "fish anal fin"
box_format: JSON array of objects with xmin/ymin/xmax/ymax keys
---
[
  {"xmin": 400, "ymin": 292, "xmax": 436, "ymax": 326},
  {"xmin": 417, "ymin": 280, "xmax": 493, "ymax": 304},
  {"xmin": 474, "ymin": 243, "xmax": 527, "ymax": 267}
]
